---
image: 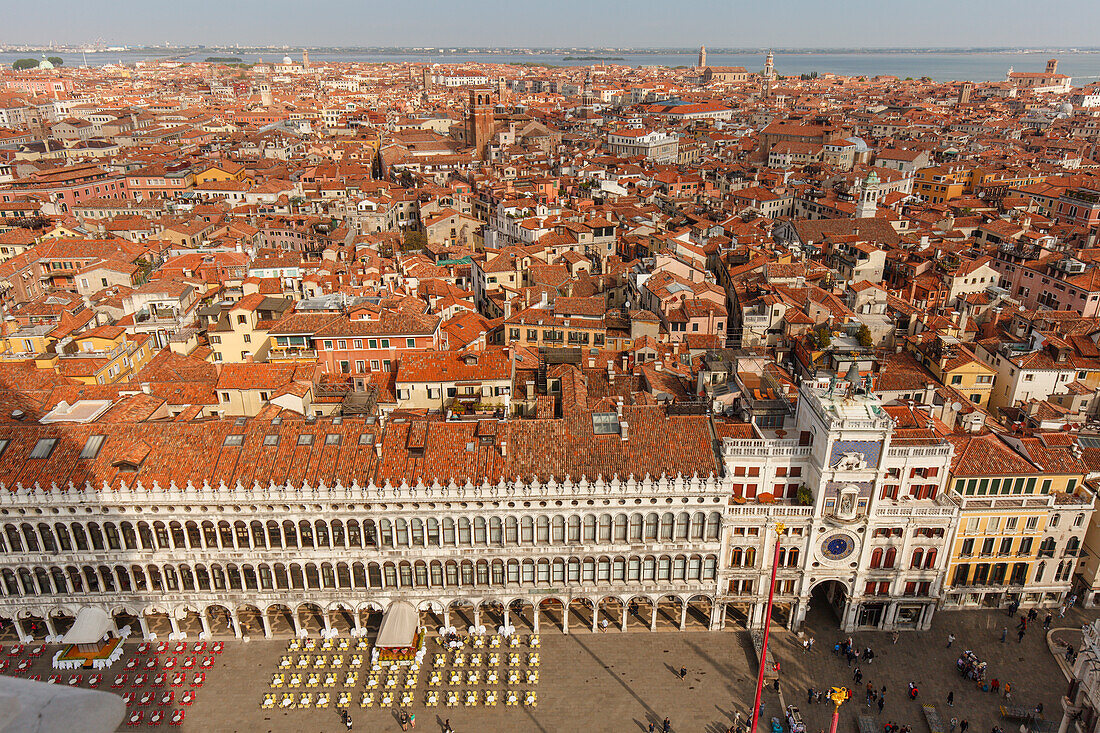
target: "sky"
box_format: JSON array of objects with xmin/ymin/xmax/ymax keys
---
[{"xmin": 4, "ymin": 0, "xmax": 1100, "ymax": 49}]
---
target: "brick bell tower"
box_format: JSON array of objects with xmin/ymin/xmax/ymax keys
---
[{"xmin": 467, "ymin": 88, "xmax": 495, "ymax": 161}]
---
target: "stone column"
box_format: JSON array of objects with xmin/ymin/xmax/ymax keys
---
[
  {"xmin": 473, "ymin": 607, "xmax": 480, "ymax": 630},
  {"xmin": 621, "ymin": 603, "xmax": 628, "ymax": 631},
  {"xmin": 650, "ymin": 602, "xmax": 658, "ymax": 631},
  {"xmin": 562, "ymin": 603, "xmax": 570, "ymax": 635},
  {"xmin": 532, "ymin": 605, "xmax": 540, "ymax": 634},
  {"xmin": 443, "ymin": 608, "xmax": 450, "ymax": 630},
  {"xmin": 323, "ymin": 612, "xmax": 332, "ymax": 634},
  {"xmin": 591, "ymin": 604, "xmax": 599, "ymax": 633},
  {"xmin": 169, "ymin": 615, "xmax": 181, "ymax": 638},
  {"xmin": 136, "ymin": 614, "xmax": 150, "ymax": 640},
  {"xmin": 709, "ymin": 603, "xmax": 721, "ymax": 631},
  {"xmin": 352, "ymin": 611, "xmax": 362, "ymax": 637},
  {"xmin": 291, "ymin": 612, "xmax": 302, "ymax": 637},
  {"xmin": 679, "ymin": 602, "xmax": 688, "ymax": 631},
  {"xmin": 503, "ymin": 609, "xmax": 510, "ymax": 631},
  {"xmin": 1057, "ymin": 707, "xmax": 1073, "ymax": 733},
  {"xmin": 43, "ymin": 615, "xmax": 57, "ymax": 638},
  {"xmin": 12, "ymin": 618, "xmax": 26, "ymax": 641},
  {"xmin": 260, "ymin": 612, "xmax": 272, "ymax": 639},
  {"xmin": 199, "ymin": 613, "xmax": 211, "ymax": 639}
]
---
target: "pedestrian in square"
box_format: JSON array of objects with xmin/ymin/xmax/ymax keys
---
[
  {"xmin": 663, "ymin": 716, "xmax": 671, "ymax": 733},
  {"xmin": 854, "ymin": 667, "xmax": 863, "ymax": 684},
  {"xmin": 878, "ymin": 696, "xmax": 885, "ymax": 713},
  {"xmin": 1001, "ymin": 627, "xmax": 1007, "ymax": 643},
  {"xmin": 1044, "ymin": 613, "xmax": 1053, "ymax": 630},
  {"xmin": 1003, "ymin": 682, "xmax": 1011, "ymax": 700},
  {"xmin": 809, "ymin": 687, "xmax": 815, "ymax": 705},
  {"xmin": 947, "ymin": 634, "xmax": 955, "ymax": 648},
  {"xmin": 680, "ymin": 665, "xmax": 687, "ymax": 680},
  {"xmin": 1028, "ymin": 608, "xmax": 1038, "ymax": 622},
  {"xmin": 892, "ymin": 630, "xmax": 899, "ymax": 644},
  {"xmin": 960, "ymin": 720, "xmax": 969, "ymax": 733},
  {"xmin": 950, "ymin": 718, "xmax": 958, "ymax": 733},
  {"xmin": 1017, "ymin": 628, "xmax": 1025, "ymax": 643},
  {"xmin": 948, "ymin": 691, "xmax": 954, "ymax": 707}
]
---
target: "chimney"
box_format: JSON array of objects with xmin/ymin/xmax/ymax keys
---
[
  {"xmin": 619, "ymin": 420, "xmax": 629, "ymax": 441},
  {"xmin": 654, "ymin": 361, "xmax": 663, "ymax": 372},
  {"xmin": 588, "ymin": 355, "xmax": 595, "ymax": 368},
  {"xmin": 141, "ymin": 382, "xmax": 151, "ymax": 394},
  {"xmin": 374, "ymin": 442, "xmax": 382, "ymax": 457},
  {"xmin": 616, "ymin": 398, "xmax": 624, "ymax": 418},
  {"xmin": 500, "ymin": 439, "xmax": 507, "ymax": 456}
]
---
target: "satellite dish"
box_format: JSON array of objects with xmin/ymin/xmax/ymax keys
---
[{"xmin": 951, "ymin": 402, "xmax": 963, "ymax": 412}]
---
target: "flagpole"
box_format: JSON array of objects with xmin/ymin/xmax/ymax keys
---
[{"xmin": 750, "ymin": 522, "xmax": 785, "ymax": 733}]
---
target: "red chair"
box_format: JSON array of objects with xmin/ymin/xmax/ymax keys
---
[
  {"xmin": 170, "ymin": 672, "xmax": 185, "ymax": 687},
  {"xmin": 169, "ymin": 709, "xmax": 185, "ymax": 726},
  {"xmin": 211, "ymin": 641, "xmax": 224, "ymax": 654},
  {"xmin": 122, "ymin": 693, "xmax": 135, "ymax": 707},
  {"xmin": 149, "ymin": 709, "xmax": 164, "ymax": 726},
  {"xmin": 124, "ymin": 658, "xmax": 138, "ymax": 670},
  {"xmin": 136, "ymin": 643, "xmax": 150, "ymax": 654},
  {"xmin": 173, "ymin": 643, "xmax": 186, "ymax": 654},
  {"xmin": 192, "ymin": 642, "xmax": 206, "ymax": 654},
  {"xmin": 138, "ymin": 691, "xmax": 154, "ymax": 706},
  {"xmin": 29, "ymin": 644, "xmax": 44, "ymax": 657},
  {"xmin": 48, "ymin": 674, "xmax": 62, "ymax": 684},
  {"xmin": 112, "ymin": 674, "xmax": 128, "ymax": 688},
  {"xmin": 132, "ymin": 674, "xmax": 146, "ymax": 687},
  {"xmin": 181, "ymin": 656, "xmax": 195, "ymax": 669},
  {"xmin": 200, "ymin": 657, "xmax": 213, "ymax": 669},
  {"xmin": 88, "ymin": 674, "xmax": 102, "ymax": 688},
  {"xmin": 28, "ymin": 674, "xmax": 41, "ymax": 681},
  {"xmin": 191, "ymin": 673, "xmax": 205, "ymax": 687},
  {"xmin": 152, "ymin": 673, "xmax": 166, "ymax": 687},
  {"xmin": 145, "ymin": 658, "xmax": 158, "ymax": 670},
  {"xmin": 0, "ymin": 660, "xmax": 8, "ymax": 672},
  {"xmin": 15, "ymin": 660, "xmax": 30, "ymax": 672},
  {"xmin": 127, "ymin": 710, "xmax": 143, "ymax": 726},
  {"xmin": 67, "ymin": 674, "xmax": 83, "ymax": 686},
  {"xmin": 163, "ymin": 657, "xmax": 177, "ymax": 669},
  {"xmin": 159, "ymin": 690, "xmax": 174, "ymax": 706},
  {"xmin": 8, "ymin": 644, "xmax": 24, "ymax": 656},
  {"xmin": 156, "ymin": 642, "xmax": 169, "ymax": 654},
  {"xmin": 180, "ymin": 691, "xmax": 196, "ymax": 706}
]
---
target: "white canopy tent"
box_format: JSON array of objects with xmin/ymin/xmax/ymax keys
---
[
  {"xmin": 375, "ymin": 601, "xmax": 418, "ymax": 648},
  {"xmin": 61, "ymin": 607, "xmax": 111, "ymax": 645}
]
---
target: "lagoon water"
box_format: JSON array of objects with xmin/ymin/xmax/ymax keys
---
[{"xmin": 3, "ymin": 49, "xmax": 1100, "ymax": 83}]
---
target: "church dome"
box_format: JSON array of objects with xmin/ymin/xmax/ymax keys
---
[
  {"xmin": 38, "ymin": 56, "xmax": 54, "ymax": 70},
  {"xmin": 282, "ymin": 55, "xmax": 293, "ymax": 65}
]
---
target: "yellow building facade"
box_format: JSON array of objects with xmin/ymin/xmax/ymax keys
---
[{"xmin": 942, "ymin": 432, "xmax": 1091, "ymax": 610}]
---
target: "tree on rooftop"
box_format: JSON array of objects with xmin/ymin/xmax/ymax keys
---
[
  {"xmin": 856, "ymin": 324, "xmax": 873, "ymax": 349},
  {"xmin": 402, "ymin": 228, "xmax": 427, "ymax": 253},
  {"xmin": 47, "ymin": 57, "xmax": 64, "ymax": 67},
  {"xmin": 12, "ymin": 59, "xmax": 38, "ymax": 71}
]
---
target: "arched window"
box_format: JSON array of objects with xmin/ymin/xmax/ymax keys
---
[
  {"xmin": 870, "ymin": 548, "xmax": 883, "ymax": 569},
  {"xmin": 731, "ymin": 547, "xmax": 743, "ymax": 566},
  {"xmin": 1067, "ymin": 536, "xmax": 1081, "ymax": 556},
  {"xmin": 924, "ymin": 548, "xmax": 937, "ymax": 569},
  {"xmin": 883, "ymin": 547, "xmax": 897, "ymax": 569},
  {"xmin": 787, "ymin": 547, "xmax": 800, "ymax": 567},
  {"xmin": 910, "ymin": 548, "xmax": 924, "ymax": 569}
]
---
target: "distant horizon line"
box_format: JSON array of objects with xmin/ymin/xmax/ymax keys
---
[{"xmin": 3, "ymin": 45, "xmax": 1100, "ymax": 54}]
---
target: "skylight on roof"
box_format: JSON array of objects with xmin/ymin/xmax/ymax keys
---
[
  {"xmin": 325, "ymin": 434, "xmax": 342, "ymax": 446},
  {"xmin": 1078, "ymin": 436, "xmax": 1100, "ymax": 450},
  {"xmin": 297, "ymin": 434, "xmax": 314, "ymax": 446},
  {"xmin": 263, "ymin": 434, "xmax": 280, "ymax": 447},
  {"xmin": 29, "ymin": 438, "xmax": 57, "ymax": 459},
  {"xmin": 592, "ymin": 412, "xmax": 620, "ymax": 435},
  {"xmin": 223, "ymin": 434, "xmax": 244, "ymax": 447},
  {"xmin": 79, "ymin": 435, "xmax": 106, "ymax": 460}
]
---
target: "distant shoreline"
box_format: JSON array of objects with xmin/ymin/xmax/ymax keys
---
[{"xmin": 4, "ymin": 46, "xmax": 1099, "ymax": 56}]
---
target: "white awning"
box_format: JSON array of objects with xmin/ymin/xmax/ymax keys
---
[
  {"xmin": 62, "ymin": 607, "xmax": 111, "ymax": 645},
  {"xmin": 375, "ymin": 601, "xmax": 418, "ymax": 648}
]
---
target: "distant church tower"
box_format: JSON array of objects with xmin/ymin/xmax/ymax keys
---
[
  {"xmin": 581, "ymin": 68, "xmax": 595, "ymax": 109},
  {"xmin": 698, "ymin": 45, "xmax": 707, "ymax": 69},
  {"xmin": 259, "ymin": 82, "xmax": 273, "ymax": 107},
  {"xmin": 1047, "ymin": 58, "xmax": 1058, "ymax": 74},
  {"xmin": 302, "ymin": 49, "xmax": 310, "ymax": 68},
  {"xmin": 763, "ymin": 51, "xmax": 775, "ymax": 81},
  {"xmin": 957, "ymin": 81, "xmax": 973, "ymax": 106},
  {"xmin": 855, "ymin": 170, "xmax": 880, "ymax": 219},
  {"xmin": 467, "ymin": 88, "xmax": 495, "ymax": 161}
]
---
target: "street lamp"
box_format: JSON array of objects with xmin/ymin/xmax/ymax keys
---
[{"xmin": 750, "ymin": 522, "xmax": 786, "ymax": 733}]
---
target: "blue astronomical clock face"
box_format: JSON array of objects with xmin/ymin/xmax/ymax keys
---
[{"xmin": 821, "ymin": 533, "xmax": 855, "ymax": 561}]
